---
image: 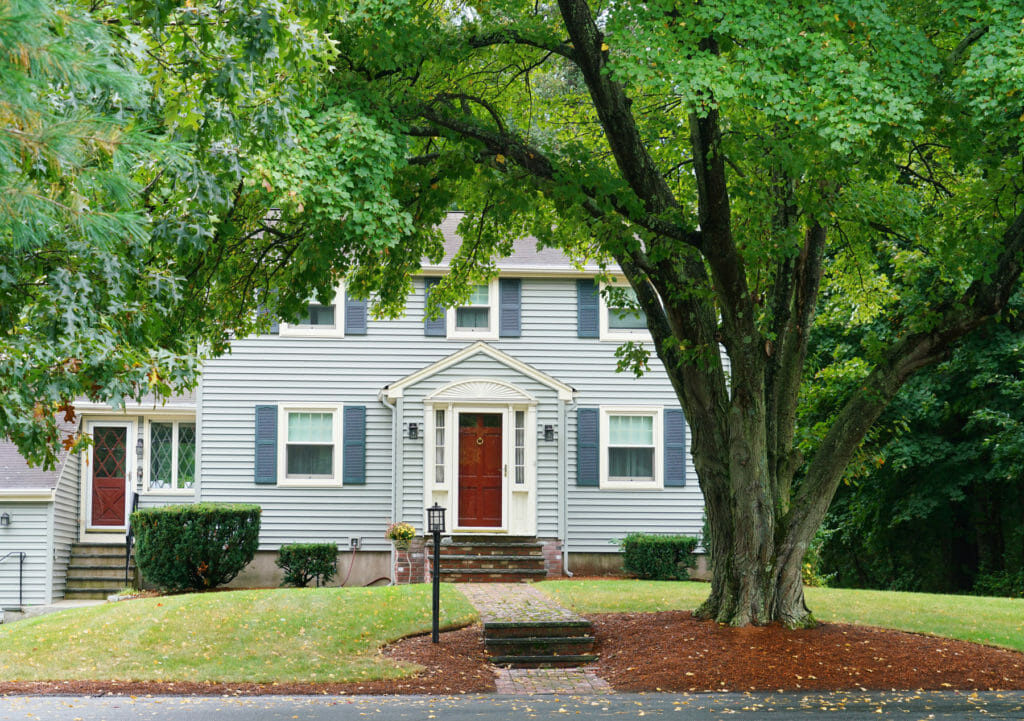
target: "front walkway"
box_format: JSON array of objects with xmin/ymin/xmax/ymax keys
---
[{"xmin": 458, "ymin": 583, "xmax": 612, "ymax": 695}]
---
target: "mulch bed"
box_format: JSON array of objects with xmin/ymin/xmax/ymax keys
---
[{"xmin": 3, "ymin": 612, "xmax": 1024, "ymax": 696}]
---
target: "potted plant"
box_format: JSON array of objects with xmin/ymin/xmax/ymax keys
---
[{"xmin": 386, "ymin": 521, "xmax": 416, "ymax": 550}]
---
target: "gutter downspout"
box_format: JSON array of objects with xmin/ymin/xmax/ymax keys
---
[
  {"xmin": 559, "ymin": 395, "xmax": 576, "ymax": 577},
  {"xmin": 379, "ymin": 387, "xmax": 399, "ymax": 585}
]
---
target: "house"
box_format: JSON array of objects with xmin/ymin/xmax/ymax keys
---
[{"xmin": 0, "ymin": 214, "xmax": 706, "ymax": 607}]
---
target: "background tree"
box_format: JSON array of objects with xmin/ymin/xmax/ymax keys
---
[
  {"xmin": 251, "ymin": 0, "xmax": 1024, "ymax": 626},
  {"xmin": 0, "ymin": 0, "xmax": 330, "ymax": 467}
]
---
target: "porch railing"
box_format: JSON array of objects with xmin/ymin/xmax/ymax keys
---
[
  {"xmin": 0, "ymin": 551, "xmax": 27, "ymax": 608},
  {"xmin": 125, "ymin": 491, "xmax": 140, "ymax": 585}
]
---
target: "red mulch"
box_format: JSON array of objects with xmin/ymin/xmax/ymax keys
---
[{"xmin": 3, "ymin": 612, "xmax": 1024, "ymax": 696}]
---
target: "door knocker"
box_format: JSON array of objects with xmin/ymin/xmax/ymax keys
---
[{"xmin": 476, "ymin": 436, "xmax": 484, "ymax": 445}]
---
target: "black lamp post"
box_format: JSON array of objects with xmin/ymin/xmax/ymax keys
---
[{"xmin": 427, "ymin": 503, "xmax": 446, "ymax": 643}]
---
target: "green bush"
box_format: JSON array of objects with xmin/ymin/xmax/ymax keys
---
[
  {"xmin": 973, "ymin": 569, "xmax": 1024, "ymax": 598},
  {"xmin": 619, "ymin": 533, "xmax": 699, "ymax": 580},
  {"xmin": 276, "ymin": 543, "xmax": 338, "ymax": 587},
  {"xmin": 131, "ymin": 503, "xmax": 261, "ymax": 592}
]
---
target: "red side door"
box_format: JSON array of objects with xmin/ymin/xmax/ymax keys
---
[
  {"xmin": 457, "ymin": 413, "xmax": 503, "ymax": 527},
  {"xmin": 91, "ymin": 426, "xmax": 127, "ymax": 527}
]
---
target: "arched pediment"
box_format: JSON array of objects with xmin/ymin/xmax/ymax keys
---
[{"xmin": 425, "ymin": 378, "xmax": 536, "ymax": 404}]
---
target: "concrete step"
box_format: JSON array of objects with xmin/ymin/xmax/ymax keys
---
[
  {"xmin": 66, "ymin": 576, "xmax": 126, "ymax": 590},
  {"xmin": 67, "ymin": 564, "xmax": 135, "ymax": 580},
  {"xmin": 486, "ymin": 635, "xmax": 596, "ymax": 657},
  {"xmin": 440, "ymin": 554, "xmax": 547, "ymax": 570},
  {"xmin": 63, "ymin": 589, "xmax": 116, "ymax": 600},
  {"xmin": 484, "ymin": 620, "xmax": 593, "ymax": 639}
]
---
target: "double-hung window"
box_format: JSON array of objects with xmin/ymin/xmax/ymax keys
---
[
  {"xmin": 599, "ymin": 282, "xmax": 652, "ymax": 341},
  {"xmin": 600, "ymin": 407, "xmax": 663, "ymax": 489},
  {"xmin": 279, "ymin": 407, "xmax": 342, "ymax": 485},
  {"xmin": 280, "ymin": 285, "xmax": 345, "ymax": 338},
  {"xmin": 147, "ymin": 420, "xmax": 196, "ymax": 492},
  {"xmin": 446, "ymin": 279, "xmax": 499, "ymax": 340}
]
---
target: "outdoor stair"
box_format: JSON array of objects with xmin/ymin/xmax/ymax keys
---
[
  {"xmin": 64, "ymin": 543, "xmax": 135, "ymax": 600},
  {"xmin": 435, "ymin": 536, "xmax": 548, "ymax": 583},
  {"xmin": 484, "ymin": 619, "xmax": 598, "ymax": 667}
]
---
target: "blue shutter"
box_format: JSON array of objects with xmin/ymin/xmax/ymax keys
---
[
  {"xmin": 345, "ymin": 293, "xmax": 367, "ymax": 335},
  {"xmin": 254, "ymin": 405, "xmax": 278, "ymax": 484},
  {"xmin": 423, "ymin": 278, "xmax": 446, "ymax": 336},
  {"xmin": 576, "ymin": 407, "xmax": 599, "ymax": 486},
  {"xmin": 499, "ymin": 278, "xmax": 521, "ymax": 337},
  {"xmin": 664, "ymin": 408, "xmax": 687, "ymax": 487},
  {"xmin": 577, "ymin": 279, "xmax": 599, "ymax": 338},
  {"xmin": 343, "ymin": 405, "xmax": 366, "ymax": 485}
]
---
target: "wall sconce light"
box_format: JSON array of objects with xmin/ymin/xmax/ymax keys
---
[
  {"xmin": 543, "ymin": 425, "xmax": 555, "ymax": 442},
  {"xmin": 136, "ymin": 436, "xmax": 145, "ymax": 481},
  {"xmin": 0, "ymin": 512, "xmax": 10, "ymax": 528},
  {"xmin": 407, "ymin": 422, "xmax": 419, "ymax": 439}
]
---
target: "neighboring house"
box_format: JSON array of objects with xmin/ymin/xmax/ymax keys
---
[{"xmin": 0, "ymin": 213, "xmax": 707, "ymax": 607}]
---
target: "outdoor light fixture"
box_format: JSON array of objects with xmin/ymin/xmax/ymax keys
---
[
  {"xmin": 0, "ymin": 512, "xmax": 10, "ymax": 528},
  {"xmin": 136, "ymin": 435, "xmax": 145, "ymax": 482},
  {"xmin": 543, "ymin": 424, "xmax": 555, "ymax": 442},
  {"xmin": 407, "ymin": 422, "xmax": 419, "ymax": 439},
  {"xmin": 427, "ymin": 503, "xmax": 446, "ymax": 643}
]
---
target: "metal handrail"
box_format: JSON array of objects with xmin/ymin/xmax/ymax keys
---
[
  {"xmin": 0, "ymin": 551, "xmax": 26, "ymax": 608},
  {"xmin": 125, "ymin": 491, "xmax": 140, "ymax": 585}
]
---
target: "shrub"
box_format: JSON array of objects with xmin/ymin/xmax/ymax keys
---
[
  {"xmin": 131, "ymin": 503, "xmax": 261, "ymax": 592},
  {"xmin": 619, "ymin": 533, "xmax": 699, "ymax": 580},
  {"xmin": 276, "ymin": 543, "xmax": 338, "ymax": 587},
  {"xmin": 973, "ymin": 569, "xmax": 1024, "ymax": 598}
]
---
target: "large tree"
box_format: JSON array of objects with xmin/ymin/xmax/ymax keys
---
[{"xmin": 252, "ymin": 0, "xmax": 1024, "ymax": 626}]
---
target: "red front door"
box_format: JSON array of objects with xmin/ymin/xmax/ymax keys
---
[
  {"xmin": 458, "ymin": 413, "xmax": 503, "ymax": 527},
  {"xmin": 91, "ymin": 426, "xmax": 127, "ymax": 527}
]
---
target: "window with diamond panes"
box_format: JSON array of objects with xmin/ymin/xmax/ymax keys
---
[
  {"xmin": 435, "ymin": 409, "xmax": 445, "ymax": 484},
  {"xmin": 149, "ymin": 421, "xmax": 197, "ymax": 490}
]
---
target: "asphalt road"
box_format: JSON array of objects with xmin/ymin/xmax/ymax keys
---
[{"xmin": 2, "ymin": 692, "xmax": 1023, "ymax": 720}]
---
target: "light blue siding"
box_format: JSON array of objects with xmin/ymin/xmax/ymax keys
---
[
  {"xmin": 199, "ymin": 276, "xmax": 704, "ymax": 553},
  {"xmin": 51, "ymin": 449, "xmax": 81, "ymax": 600},
  {"xmin": 0, "ymin": 503, "xmax": 51, "ymax": 607}
]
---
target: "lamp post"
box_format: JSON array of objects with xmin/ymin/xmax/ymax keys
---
[{"xmin": 427, "ymin": 504, "xmax": 446, "ymax": 643}]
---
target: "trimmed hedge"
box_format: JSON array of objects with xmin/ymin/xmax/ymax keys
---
[
  {"xmin": 276, "ymin": 543, "xmax": 338, "ymax": 587},
  {"xmin": 131, "ymin": 503, "xmax": 261, "ymax": 592},
  {"xmin": 619, "ymin": 533, "xmax": 699, "ymax": 580}
]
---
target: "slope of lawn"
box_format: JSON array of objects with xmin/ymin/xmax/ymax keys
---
[
  {"xmin": 0, "ymin": 584, "xmax": 476, "ymax": 683},
  {"xmin": 537, "ymin": 580, "xmax": 1024, "ymax": 653}
]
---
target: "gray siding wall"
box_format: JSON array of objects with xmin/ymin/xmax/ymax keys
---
[
  {"xmin": 0, "ymin": 503, "xmax": 51, "ymax": 607},
  {"xmin": 202, "ymin": 277, "xmax": 705, "ymax": 553},
  {"xmin": 51, "ymin": 449, "xmax": 81, "ymax": 600}
]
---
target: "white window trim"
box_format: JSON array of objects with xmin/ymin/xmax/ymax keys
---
[
  {"xmin": 599, "ymin": 280, "xmax": 652, "ymax": 342},
  {"xmin": 445, "ymin": 278, "xmax": 500, "ymax": 341},
  {"xmin": 599, "ymin": 405, "xmax": 663, "ymax": 490},
  {"xmin": 279, "ymin": 283, "xmax": 346, "ymax": 338},
  {"xmin": 277, "ymin": 404, "xmax": 344, "ymax": 487},
  {"xmin": 143, "ymin": 416, "xmax": 197, "ymax": 495}
]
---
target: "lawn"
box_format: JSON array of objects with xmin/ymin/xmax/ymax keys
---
[
  {"xmin": 537, "ymin": 579, "xmax": 1024, "ymax": 653},
  {"xmin": 0, "ymin": 584, "xmax": 476, "ymax": 683}
]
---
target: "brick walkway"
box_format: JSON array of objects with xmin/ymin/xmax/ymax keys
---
[{"xmin": 458, "ymin": 583, "xmax": 613, "ymax": 695}]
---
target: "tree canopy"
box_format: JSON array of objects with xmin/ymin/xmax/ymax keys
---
[{"xmin": 3, "ymin": 0, "xmax": 1022, "ymax": 625}]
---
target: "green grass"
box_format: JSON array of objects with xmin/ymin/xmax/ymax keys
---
[
  {"xmin": 0, "ymin": 584, "xmax": 476, "ymax": 683},
  {"xmin": 538, "ymin": 580, "xmax": 1024, "ymax": 653}
]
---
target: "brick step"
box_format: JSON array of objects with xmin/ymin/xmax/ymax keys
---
[
  {"xmin": 483, "ymin": 620, "xmax": 593, "ymax": 639},
  {"xmin": 486, "ymin": 636, "xmax": 596, "ymax": 657},
  {"xmin": 439, "ymin": 554, "xmax": 546, "ymax": 570},
  {"xmin": 440, "ymin": 569, "xmax": 548, "ymax": 583},
  {"xmin": 488, "ymin": 654, "xmax": 599, "ymax": 668}
]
